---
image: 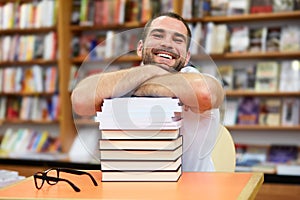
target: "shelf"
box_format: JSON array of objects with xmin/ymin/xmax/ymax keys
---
[
  {"xmin": 191, "ymin": 51, "xmax": 300, "ymax": 60},
  {"xmin": 0, "ymin": 92, "xmax": 57, "ymax": 96},
  {"xmin": 71, "ymin": 21, "xmax": 145, "ymax": 32},
  {"xmin": 225, "ymin": 91, "xmax": 300, "ymax": 97},
  {"xmin": 0, "ymin": 59, "xmax": 57, "ymax": 67},
  {"xmin": 1, "ymin": 119, "xmax": 60, "ymax": 125},
  {"xmin": 198, "ymin": 11, "xmax": 300, "ymax": 23},
  {"xmin": 72, "ymin": 54, "xmax": 141, "ymax": 64},
  {"xmin": 226, "ymin": 125, "xmax": 300, "ymax": 131},
  {"xmin": 0, "ymin": 27, "xmax": 56, "ymax": 35}
]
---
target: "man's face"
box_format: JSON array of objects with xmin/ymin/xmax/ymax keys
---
[{"xmin": 137, "ymin": 16, "xmax": 190, "ymax": 72}]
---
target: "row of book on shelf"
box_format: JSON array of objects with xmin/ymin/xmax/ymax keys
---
[
  {"xmin": 223, "ymin": 96, "xmax": 300, "ymax": 126},
  {"xmin": 219, "ymin": 60, "xmax": 300, "ymax": 92},
  {"xmin": 0, "ymin": 65, "xmax": 58, "ymax": 94},
  {"xmin": 235, "ymin": 143, "xmax": 300, "ymax": 176},
  {"xmin": 73, "ymin": 0, "xmax": 175, "ymax": 26},
  {"xmin": 0, "ymin": 95, "xmax": 60, "ymax": 122},
  {"xmin": 195, "ymin": 22, "xmax": 300, "ymax": 55},
  {"xmin": 0, "ymin": 128, "xmax": 62, "ymax": 156},
  {"xmin": 70, "ymin": 22, "xmax": 300, "ymax": 63},
  {"xmin": 72, "ymin": 29, "xmax": 141, "ymax": 61},
  {"xmin": 183, "ymin": 0, "xmax": 300, "ymax": 18},
  {"xmin": 0, "ymin": 32, "xmax": 57, "ymax": 62},
  {"xmin": 0, "ymin": 0, "xmax": 57, "ymax": 30},
  {"xmin": 95, "ymin": 97, "xmax": 183, "ymax": 182}
]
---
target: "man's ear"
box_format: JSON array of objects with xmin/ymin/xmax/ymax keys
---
[
  {"xmin": 136, "ymin": 40, "xmax": 143, "ymax": 57},
  {"xmin": 184, "ymin": 51, "xmax": 191, "ymax": 66}
]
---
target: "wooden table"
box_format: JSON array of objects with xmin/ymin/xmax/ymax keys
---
[{"xmin": 0, "ymin": 171, "xmax": 263, "ymax": 199}]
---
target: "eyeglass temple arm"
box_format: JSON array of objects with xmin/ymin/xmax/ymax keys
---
[
  {"xmin": 58, "ymin": 168, "xmax": 98, "ymax": 186},
  {"xmin": 47, "ymin": 176, "xmax": 81, "ymax": 192}
]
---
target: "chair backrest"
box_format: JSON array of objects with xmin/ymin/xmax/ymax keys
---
[{"xmin": 211, "ymin": 125, "xmax": 236, "ymax": 172}]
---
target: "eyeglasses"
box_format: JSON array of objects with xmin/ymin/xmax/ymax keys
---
[{"xmin": 34, "ymin": 168, "xmax": 98, "ymax": 192}]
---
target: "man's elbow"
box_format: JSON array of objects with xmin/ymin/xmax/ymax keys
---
[{"xmin": 71, "ymin": 90, "xmax": 94, "ymax": 116}]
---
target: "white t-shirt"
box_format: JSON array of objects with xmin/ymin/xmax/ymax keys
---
[{"xmin": 180, "ymin": 66, "xmax": 221, "ymax": 172}]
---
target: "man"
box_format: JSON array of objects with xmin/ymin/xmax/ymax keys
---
[{"xmin": 72, "ymin": 12, "xmax": 224, "ymax": 171}]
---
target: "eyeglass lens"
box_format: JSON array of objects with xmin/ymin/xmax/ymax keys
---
[{"xmin": 46, "ymin": 169, "xmax": 59, "ymax": 185}]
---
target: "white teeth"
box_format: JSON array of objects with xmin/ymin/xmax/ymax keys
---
[{"xmin": 158, "ymin": 53, "xmax": 172, "ymax": 59}]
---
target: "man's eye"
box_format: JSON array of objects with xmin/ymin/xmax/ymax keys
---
[
  {"xmin": 174, "ymin": 38, "xmax": 184, "ymax": 43},
  {"xmin": 152, "ymin": 34, "xmax": 163, "ymax": 39}
]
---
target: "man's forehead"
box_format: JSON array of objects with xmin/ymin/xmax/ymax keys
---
[{"xmin": 150, "ymin": 16, "xmax": 188, "ymax": 35}]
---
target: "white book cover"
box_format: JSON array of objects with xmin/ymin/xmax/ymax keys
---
[{"xmin": 279, "ymin": 60, "xmax": 300, "ymax": 92}]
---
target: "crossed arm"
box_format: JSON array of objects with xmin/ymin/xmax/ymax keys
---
[{"xmin": 71, "ymin": 65, "xmax": 224, "ymax": 116}]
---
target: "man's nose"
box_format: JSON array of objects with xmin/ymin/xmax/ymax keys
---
[{"xmin": 160, "ymin": 35, "xmax": 173, "ymax": 48}]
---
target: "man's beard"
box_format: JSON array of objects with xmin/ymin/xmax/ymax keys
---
[{"xmin": 141, "ymin": 48, "xmax": 186, "ymax": 72}]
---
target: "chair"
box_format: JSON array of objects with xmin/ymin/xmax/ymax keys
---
[{"xmin": 211, "ymin": 125, "xmax": 236, "ymax": 172}]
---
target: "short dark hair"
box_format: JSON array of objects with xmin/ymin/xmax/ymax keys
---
[{"xmin": 141, "ymin": 12, "xmax": 192, "ymax": 50}]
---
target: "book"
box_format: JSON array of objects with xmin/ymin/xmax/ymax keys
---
[
  {"xmin": 273, "ymin": 0, "xmax": 294, "ymax": 12},
  {"xmin": 100, "ymin": 146, "xmax": 182, "ymax": 161},
  {"xmin": 236, "ymin": 97, "xmax": 260, "ymax": 125},
  {"xmin": 279, "ymin": 25, "xmax": 300, "ymax": 52},
  {"xmin": 101, "ymin": 166, "xmax": 182, "ymax": 182},
  {"xmin": 250, "ymin": 0, "xmax": 273, "ymax": 13},
  {"xmin": 248, "ymin": 27, "xmax": 267, "ymax": 53},
  {"xmin": 279, "ymin": 60, "xmax": 300, "ymax": 92},
  {"xmin": 259, "ymin": 98, "xmax": 281, "ymax": 126},
  {"xmin": 101, "ymin": 129, "xmax": 180, "ymax": 140},
  {"xmin": 277, "ymin": 163, "xmax": 300, "ymax": 176},
  {"xmin": 266, "ymin": 27, "xmax": 281, "ymax": 52},
  {"xmin": 268, "ymin": 144, "xmax": 298, "ymax": 163},
  {"xmin": 229, "ymin": 26, "xmax": 249, "ymax": 53},
  {"xmin": 101, "ymin": 157, "xmax": 182, "ymax": 171},
  {"xmin": 255, "ymin": 61, "xmax": 279, "ymax": 92},
  {"xmin": 99, "ymin": 135, "xmax": 182, "ymax": 150},
  {"xmin": 281, "ymin": 97, "xmax": 300, "ymax": 126},
  {"xmin": 219, "ymin": 65, "xmax": 234, "ymax": 90},
  {"xmin": 223, "ymin": 98, "xmax": 239, "ymax": 126},
  {"xmin": 227, "ymin": 0, "xmax": 249, "ymax": 15}
]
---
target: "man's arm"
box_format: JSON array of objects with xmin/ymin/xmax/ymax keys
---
[
  {"xmin": 133, "ymin": 72, "xmax": 225, "ymax": 113},
  {"xmin": 71, "ymin": 65, "xmax": 169, "ymax": 116}
]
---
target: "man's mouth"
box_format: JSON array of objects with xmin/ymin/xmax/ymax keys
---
[{"xmin": 152, "ymin": 49, "xmax": 179, "ymax": 60}]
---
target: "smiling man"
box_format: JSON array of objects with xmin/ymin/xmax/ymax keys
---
[{"xmin": 71, "ymin": 12, "xmax": 225, "ymax": 171}]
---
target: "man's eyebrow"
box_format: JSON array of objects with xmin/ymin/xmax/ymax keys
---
[{"xmin": 150, "ymin": 28, "xmax": 187, "ymax": 41}]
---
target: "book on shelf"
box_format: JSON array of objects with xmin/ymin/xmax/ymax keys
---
[
  {"xmin": 276, "ymin": 163, "xmax": 300, "ymax": 176},
  {"xmin": 259, "ymin": 98, "xmax": 281, "ymax": 126},
  {"xmin": 236, "ymin": 97, "xmax": 260, "ymax": 125},
  {"xmin": 266, "ymin": 26, "xmax": 281, "ymax": 52},
  {"xmin": 249, "ymin": 0, "xmax": 273, "ymax": 13},
  {"xmin": 279, "ymin": 60, "xmax": 300, "ymax": 92},
  {"xmin": 101, "ymin": 157, "xmax": 182, "ymax": 171},
  {"xmin": 99, "ymin": 135, "xmax": 182, "ymax": 151},
  {"xmin": 210, "ymin": 0, "xmax": 228, "ymax": 16},
  {"xmin": 235, "ymin": 144, "xmax": 269, "ymax": 170},
  {"xmin": 227, "ymin": 0, "xmax": 250, "ymax": 15},
  {"xmin": 279, "ymin": 25, "xmax": 300, "ymax": 52},
  {"xmin": 268, "ymin": 144, "xmax": 298, "ymax": 163},
  {"xmin": 219, "ymin": 65, "xmax": 234, "ymax": 90},
  {"xmin": 223, "ymin": 98, "xmax": 239, "ymax": 126},
  {"xmin": 273, "ymin": 0, "xmax": 295, "ymax": 12},
  {"xmin": 248, "ymin": 27, "xmax": 267, "ymax": 53},
  {"xmin": 281, "ymin": 97, "xmax": 300, "ymax": 126},
  {"xmin": 101, "ymin": 165, "xmax": 182, "ymax": 182},
  {"xmin": 229, "ymin": 26, "xmax": 249, "ymax": 53},
  {"xmin": 255, "ymin": 61, "xmax": 279, "ymax": 92}
]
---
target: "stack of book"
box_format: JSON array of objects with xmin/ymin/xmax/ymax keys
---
[{"xmin": 95, "ymin": 97, "xmax": 183, "ymax": 182}]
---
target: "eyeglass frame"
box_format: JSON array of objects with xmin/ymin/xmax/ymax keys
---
[{"xmin": 33, "ymin": 168, "xmax": 98, "ymax": 192}]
